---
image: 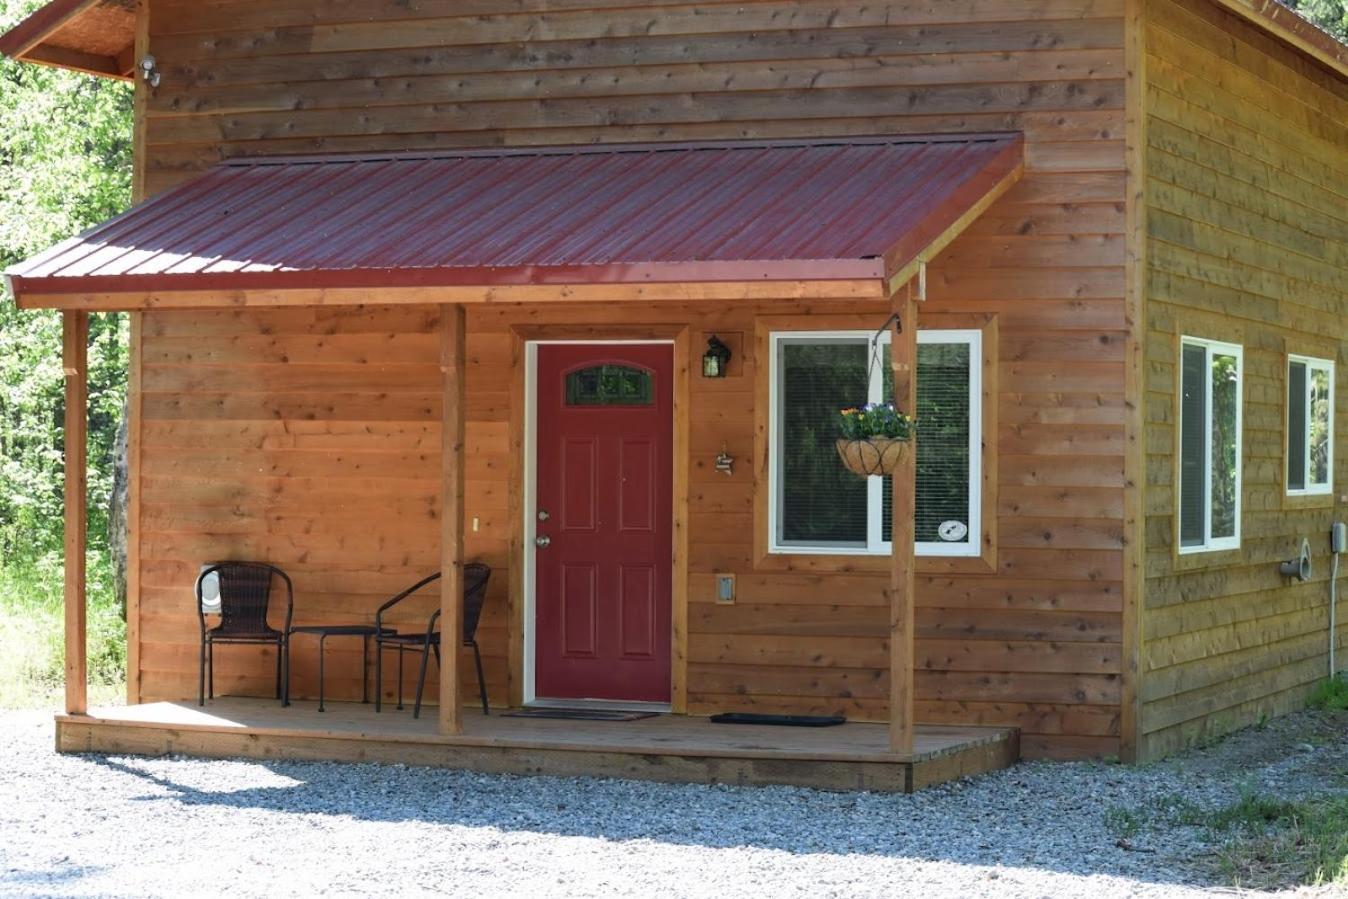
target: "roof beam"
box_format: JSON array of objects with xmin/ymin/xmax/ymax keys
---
[
  {"xmin": 12, "ymin": 280, "xmax": 889, "ymax": 312},
  {"xmin": 22, "ymin": 42, "xmax": 124, "ymax": 79}
]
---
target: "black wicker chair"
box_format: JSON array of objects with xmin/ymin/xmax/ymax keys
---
[
  {"xmin": 374, "ymin": 564, "xmax": 492, "ymax": 719},
  {"xmin": 196, "ymin": 561, "xmax": 294, "ymax": 707}
]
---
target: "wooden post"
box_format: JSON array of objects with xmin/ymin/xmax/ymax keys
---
[
  {"xmin": 889, "ymin": 287, "xmax": 918, "ymax": 755},
  {"xmin": 63, "ymin": 310, "xmax": 89, "ymax": 716},
  {"xmin": 439, "ymin": 304, "xmax": 466, "ymax": 735}
]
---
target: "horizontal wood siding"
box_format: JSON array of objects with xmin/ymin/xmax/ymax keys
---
[
  {"xmin": 131, "ymin": 0, "xmax": 1130, "ymax": 758},
  {"xmin": 135, "ymin": 305, "xmax": 512, "ymax": 706},
  {"xmin": 1141, "ymin": 0, "xmax": 1348, "ymax": 758}
]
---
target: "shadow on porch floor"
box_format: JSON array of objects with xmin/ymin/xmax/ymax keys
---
[{"xmin": 55, "ymin": 697, "xmax": 1019, "ymax": 793}]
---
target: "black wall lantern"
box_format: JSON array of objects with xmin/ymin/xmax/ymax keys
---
[{"xmin": 702, "ymin": 335, "xmax": 732, "ymax": 378}]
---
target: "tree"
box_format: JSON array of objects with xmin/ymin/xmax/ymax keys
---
[
  {"xmin": 0, "ymin": 0, "xmax": 132, "ymax": 572},
  {"xmin": 1288, "ymin": 0, "xmax": 1348, "ymax": 41}
]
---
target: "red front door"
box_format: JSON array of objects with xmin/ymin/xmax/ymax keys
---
[{"xmin": 534, "ymin": 343, "xmax": 673, "ymax": 703}]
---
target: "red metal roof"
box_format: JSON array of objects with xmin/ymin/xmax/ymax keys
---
[{"xmin": 7, "ymin": 135, "xmax": 1024, "ymax": 300}]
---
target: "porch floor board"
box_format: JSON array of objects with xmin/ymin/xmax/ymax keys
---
[{"xmin": 56, "ymin": 698, "xmax": 1019, "ymax": 792}]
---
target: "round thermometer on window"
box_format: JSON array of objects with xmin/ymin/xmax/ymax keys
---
[{"xmin": 938, "ymin": 520, "xmax": 969, "ymax": 543}]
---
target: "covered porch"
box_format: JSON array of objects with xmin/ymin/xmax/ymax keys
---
[{"xmin": 16, "ymin": 134, "xmax": 1030, "ymax": 787}]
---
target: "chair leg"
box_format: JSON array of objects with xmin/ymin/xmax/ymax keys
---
[
  {"xmin": 275, "ymin": 640, "xmax": 284, "ymax": 702},
  {"xmin": 396, "ymin": 647, "xmax": 405, "ymax": 711},
  {"xmin": 362, "ymin": 635, "xmax": 370, "ymax": 704},
  {"xmin": 198, "ymin": 638, "xmax": 206, "ymax": 707},
  {"xmin": 472, "ymin": 641, "xmax": 488, "ymax": 716},
  {"xmin": 375, "ymin": 641, "xmax": 383, "ymax": 713},
  {"xmin": 207, "ymin": 641, "xmax": 215, "ymax": 700},
  {"xmin": 413, "ymin": 639, "xmax": 436, "ymax": 720},
  {"xmin": 282, "ymin": 635, "xmax": 291, "ymax": 708}
]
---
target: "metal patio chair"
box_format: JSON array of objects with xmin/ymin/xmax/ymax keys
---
[
  {"xmin": 196, "ymin": 561, "xmax": 294, "ymax": 707},
  {"xmin": 374, "ymin": 564, "xmax": 492, "ymax": 719}
]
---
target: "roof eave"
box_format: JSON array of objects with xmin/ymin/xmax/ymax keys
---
[
  {"xmin": 0, "ymin": 0, "xmax": 134, "ymax": 81},
  {"xmin": 7, "ymin": 260, "xmax": 890, "ymax": 310}
]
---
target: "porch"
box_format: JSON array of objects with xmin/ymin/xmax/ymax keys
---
[{"xmin": 56, "ymin": 698, "xmax": 1018, "ymax": 793}]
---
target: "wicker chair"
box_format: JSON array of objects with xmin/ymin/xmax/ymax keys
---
[
  {"xmin": 374, "ymin": 564, "xmax": 492, "ymax": 719},
  {"xmin": 196, "ymin": 562, "xmax": 294, "ymax": 707}
]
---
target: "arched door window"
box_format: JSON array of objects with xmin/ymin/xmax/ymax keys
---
[{"xmin": 564, "ymin": 364, "xmax": 654, "ymax": 406}]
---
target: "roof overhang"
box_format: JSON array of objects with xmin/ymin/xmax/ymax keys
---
[
  {"xmin": 0, "ymin": 0, "xmax": 134, "ymax": 80},
  {"xmin": 6, "ymin": 135, "xmax": 1026, "ymax": 311},
  {"xmin": 2, "ymin": 0, "xmax": 1343, "ymax": 84},
  {"xmin": 1208, "ymin": 0, "xmax": 1348, "ymax": 78}
]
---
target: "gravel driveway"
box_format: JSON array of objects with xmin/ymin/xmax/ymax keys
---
[{"xmin": 1, "ymin": 709, "xmax": 1344, "ymax": 898}]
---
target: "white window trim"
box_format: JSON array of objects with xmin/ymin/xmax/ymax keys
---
[
  {"xmin": 1286, "ymin": 354, "xmax": 1334, "ymax": 497},
  {"xmin": 1178, "ymin": 336, "xmax": 1243, "ymax": 555},
  {"xmin": 767, "ymin": 328, "xmax": 983, "ymax": 558}
]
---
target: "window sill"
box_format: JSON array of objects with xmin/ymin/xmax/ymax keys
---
[
  {"xmin": 1172, "ymin": 544, "xmax": 1244, "ymax": 572},
  {"xmin": 1283, "ymin": 491, "xmax": 1335, "ymax": 511},
  {"xmin": 753, "ymin": 548, "xmax": 996, "ymax": 576}
]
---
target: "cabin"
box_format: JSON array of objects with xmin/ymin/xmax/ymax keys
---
[{"xmin": 2, "ymin": 0, "xmax": 1345, "ymax": 789}]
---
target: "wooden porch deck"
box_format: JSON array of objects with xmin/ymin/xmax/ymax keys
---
[{"xmin": 56, "ymin": 698, "xmax": 1019, "ymax": 793}]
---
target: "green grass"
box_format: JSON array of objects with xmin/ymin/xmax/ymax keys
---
[
  {"xmin": 1307, "ymin": 674, "xmax": 1348, "ymax": 711},
  {"xmin": 1210, "ymin": 793, "xmax": 1348, "ymax": 889},
  {"xmin": 1106, "ymin": 788, "xmax": 1348, "ymax": 890},
  {"xmin": 0, "ymin": 554, "xmax": 125, "ymax": 709}
]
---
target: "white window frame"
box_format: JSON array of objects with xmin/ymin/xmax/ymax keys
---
[
  {"xmin": 1178, "ymin": 336, "xmax": 1244, "ymax": 555},
  {"xmin": 767, "ymin": 328, "xmax": 983, "ymax": 558},
  {"xmin": 1286, "ymin": 354, "xmax": 1334, "ymax": 497}
]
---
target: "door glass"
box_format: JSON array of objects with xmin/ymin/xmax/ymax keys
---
[{"xmin": 565, "ymin": 365, "xmax": 654, "ymax": 406}]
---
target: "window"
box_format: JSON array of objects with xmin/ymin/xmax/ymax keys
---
[
  {"xmin": 565, "ymin": 364, "xmax": 653, "ymax": 405},
  {"xmin": 768, "ymin": 329, "xmax": 982, "ymax": 557},
  {"xmin": 1179, "ymin": 337, "xmax": 1243, "ymax": 553},
  {"xmin": 1287, "ymin": 355, "xmax": 1333, "ymax": 496}
]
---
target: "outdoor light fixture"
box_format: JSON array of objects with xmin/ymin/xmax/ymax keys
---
[
  {"xmin": 139, "ymin": 55, "xmax": 161, "ymax": 88},
  {"xmin": 702, "ymin": 335, "xmax": 732, "ymax": 378}
]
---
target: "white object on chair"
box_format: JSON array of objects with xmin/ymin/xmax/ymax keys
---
[{"xmin": 199, "ymin": 566, "xmax": 222, "ymax": 614}]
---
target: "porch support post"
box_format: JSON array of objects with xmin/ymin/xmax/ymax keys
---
[
  {"xmin": 63, "ymin": 310, "xmax": 89, "ymax": 716},
  {"xmin": 888, "ymin": 286, "xmax": 918, "ymax": 755},
  {"xmin": 439, "ymin": 304, "xmax": 466, "ymax": 735}
]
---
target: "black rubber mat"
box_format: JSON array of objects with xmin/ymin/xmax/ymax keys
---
[{"xmin": 709, "ymin": 712, "xmax": 846, "ymax": 727}]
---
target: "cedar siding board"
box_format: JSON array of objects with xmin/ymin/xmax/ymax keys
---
[
  {"xmin": 1140, "ymin": 0, "xmax": 1348, "ymax": 758},
  {"xmin": 121, "ymin": 0, "xmax": 1132, "ymax": 761}
]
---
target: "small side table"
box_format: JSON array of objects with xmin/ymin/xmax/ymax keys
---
[{"xmin": 286, "ymin": 624, "xmax": 380, "ymax": 712}]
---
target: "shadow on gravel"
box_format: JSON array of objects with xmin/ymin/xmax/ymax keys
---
[
  {"xmin": 82, "ymin": 755, "xmax": 1218, "ymax": 893},
  {"xmin": 0, "ymin": 864, "xmax": 112, "ymax": 892}
]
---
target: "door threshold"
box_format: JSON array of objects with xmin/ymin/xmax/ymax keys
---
[{"xmin": 527, "ymin": 698, "xmax": 672, "ymax": 714}]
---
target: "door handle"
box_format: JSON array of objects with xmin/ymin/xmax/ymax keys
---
[{"xmin": 535, "ymin": 535, "xmax": 551, "ymax": 548}]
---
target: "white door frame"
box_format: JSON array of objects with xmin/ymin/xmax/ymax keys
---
[{"xmin": 522, "ymin": 339, "xmax": 676, "ymax": 709}]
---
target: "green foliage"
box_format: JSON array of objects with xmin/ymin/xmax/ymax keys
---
[
  {"xmin": 0, "ymin": 0, "xmax": 133, "ymax": 703},
  {"xmin": 1106, "ymin": 787, "xmax": 1348, "ymax": 889},
  {"xmin": 1307, "ymin": 675, "xmax": 1348, "ymax": 711},
  {"xmin": 0, "ymin": 0, "xmax": 132, "ymax": 566},
  {"xmin": 1287, "ymin": 0, "xmax": 1348, "ymax": 41},
  {"xmin": 0, "ymin": 555, "xmax": 124, "ymax": 707}
]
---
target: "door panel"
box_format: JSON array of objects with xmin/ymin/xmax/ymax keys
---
[{"xmin": 534, "ymin": 344, "xmax": 673, "ymax": 703}]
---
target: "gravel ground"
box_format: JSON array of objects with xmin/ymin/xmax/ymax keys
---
[{"xmin": 1, "ymin": 709, "xmax": 1345, "ymax": 898}]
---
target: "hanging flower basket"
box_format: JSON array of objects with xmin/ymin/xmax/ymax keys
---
[{"xmin": 836, "ymin": 404, "xmax": 914, "ymax": 478}]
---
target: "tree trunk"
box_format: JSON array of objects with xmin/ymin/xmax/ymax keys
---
[{"xmin": 109, "ymin": 401, "xmax": 128, "ymax": 619}]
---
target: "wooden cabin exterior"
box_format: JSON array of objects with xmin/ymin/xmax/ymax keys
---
[{"xmin": 2, "ymin": 0, "xmax": 1345, "ymax": 781}]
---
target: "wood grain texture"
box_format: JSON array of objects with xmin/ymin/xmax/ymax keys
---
[
  {"xmin": 440, "ymin": 305, "xmax": 466, "ymax": 734},
  {"xmin": 1139, "ymin": 0, "xmax": 1348, "ymax": 760},
  {"xmin": 63, "ymin": 310, "xmax": 89, "ymax": 716},
  {"xmin": 56, "ymin": 697, "xmax": 1019, "ymax": 792}
]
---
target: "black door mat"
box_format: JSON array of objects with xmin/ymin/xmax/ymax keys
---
[
  {"xmin": 710, "ymin": 713, "xmax": 846, "ymax": 727},
  {"xmin": 503, "ymin": 708, "xmax": 660, "ymax": 721}
]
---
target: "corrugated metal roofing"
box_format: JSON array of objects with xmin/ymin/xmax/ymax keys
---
[{"xmin": 7, "ymin": 135, "xmax": 1023, "ymax": 299}]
